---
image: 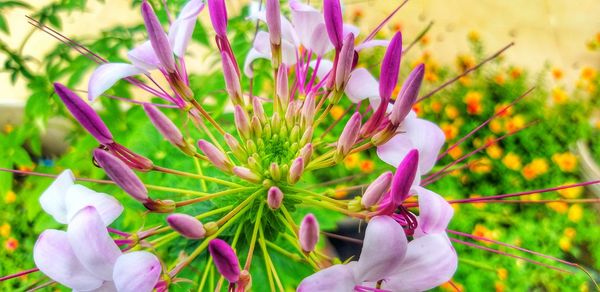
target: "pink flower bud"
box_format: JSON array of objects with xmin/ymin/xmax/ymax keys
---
[
  {"xmin": 390, "ymin": 64, "xmax": 425, "ymax": 125},
  {"xmin": 266, "ymin": 0, "xmax": 282, "ymax": 46},
  {"xmin": 208, "ymin": 239, "xmax": 240, "ymax": 283},
  {"xmin": 143, "ymin": 104, "xmax": 191, "ymax": 151},
  {"xmin": 301, "ymin": 93, "xmax": 315, "ymax": 127},
  {"xmin": 54, "ymin": 83, "xmax": 113, "ymax": 145},
  {"xmin": 269, "ymin": 163, "xmax": 281, "ymax": 181},
  {"xmin": 141, "ymin": 1, "xmax": 176, "ymax": 73},
  {"xmin": 323, "ymin": 0, "xmax": 344, "ymax": 49},
  {"xmin": 335, "ymin": 34, "xmax": 355, "ymax": 90},
  {"xmin": 277, "ymin": 65, "xmax": 289, "ymax": 108},
  {"xmin": 299, "ymin": 143, "xmax": 313, "ymax": 166},
  {"xmin": 287, "ymin": 157, "xmax": 304, "ymax": 184},
  {"xmin": 391, "ymin": 149, "xmax": 419, "ymax": 205},
  {"xmin": 361, "ymin": 171, "xmax": 393, "ymax": 208},
  {"xmin": 252, "ymin": 97, "xmax": 266, "ymax": 124},
  {"xmin": 224, "ymin": 133, "xmax": 247, "ymax": 161},
  {"xmin": 222, "ymin": 52, "xmax": 242, "ymax": 104},
  {"xmin": 93, "ymin": 149, "xmax": 148, "ymax": 202},
  {"xmin": 167, "ymin": 213, "xmax": 206, "ymax": 239},
  {"xmin": 336, "ymin": 112, "xmax": 361, "ymax": 160},
  {"xmin": 267, "ymin": 186, "xmax": 284, "ymax": 210},
  {"xmin": 207, "ymin": 0, "xmax": 228, "ymax": 38},
  {"xmin": 234, "ymin": 106, "xmax": 251, "ymax": 139},
  {"xmin": 197, "ymin": 139, "xmax": 233, "ymax": 172},
  {"xmin": 379, "ymin": 32, "xmax": 403, "ymax": 100},
  {"xmin": 233, "ymin": 166, "xmax": 261, "ymax": 183},
  {"xmin": 299, "ymin": 213, "xmax": 319, "ymax": 252}
]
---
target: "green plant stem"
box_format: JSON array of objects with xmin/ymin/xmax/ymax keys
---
[
  {"xmin": 244, "ymin": 203, "xmax": 264, "ymax": 270},
  {"xmin": 216, "ymin": 188, "xmax": 263, "ymax": 226},
  {"xmin": 153, "ymin": 165, "xmax": 242, "ymax": 188},
  {"xmin": 175, "ymin": 187, "xmax": 254, "ymax": 207}
]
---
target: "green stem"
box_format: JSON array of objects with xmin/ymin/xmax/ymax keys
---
[
  {"xmin": 244, "ymin": 203, "xmax": 264, "ymax": 270},
  {"xmin": 153, "ymin": 165, "xmax": 242, "ymax": 188},
  {"xmin": 258, "ymin": 226, "xmax": 277, "ymax": 292},
  {"xmin": 175, "ymin": 188, "xmax": 254, "ymax": 207},
  {"xmin": 216, "ymin": 188, "xmax": 263, "ymax": 226}
]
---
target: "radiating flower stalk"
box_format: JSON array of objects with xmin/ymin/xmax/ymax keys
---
[{"xmin": 2, "ymin": 0, "xmax": 600, "ymax": 291}]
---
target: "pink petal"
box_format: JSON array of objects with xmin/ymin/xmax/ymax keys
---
[
  {"xmin": 413, "ymin": 186, "xmax": 454, "ymax": 235},
  {"xmin": 289, "ymin": 0, "xmax": 324, "ymax": 50},
  {"xmin": 67, "ymin": 206, "xmax": 122, "ymax": 281},
  {"xmin": 113, "ymin": 251, "xmax": 162, "ymax": 292},
  {"xmin": 86, "ymin": 281, "xmax": 118, "ymax": 292},
  {"xmin": 345, "ymin": 68, "xmax": 379, "ymax": 103},
  {"xmin": 297, "ymin": 263, "xmax": 357, "ymax": 291},
  {"xmin": 65, "ymin": 185, "xmax": 123, "ymax": 226},
  {"xmin": 310, "ymin": 59, "xmax": 333, "ymax": 81},
  {"xmin": 243, "ymin": 48, "xmax": 270, "ymax": 77},
  {"xmin": 343, "ymin": 24, "xmax": 360, "ymax": 38},
  {"xmin": 88, "ymin": 63, "xmax": 146, "ymax": 101},
  {"xmin": 355, "ymin": 216, "xmax": 407, "ymax": 282},
  {"xmin": 168, "ymin": 0, "xmax": 205, "ymax": 57},
  {"xmin": 247, "ymin": 10, "xmax": 300, "ymax": 46},
  {"xmin": 243, "ymin": 31, "xmax": 297, "ymax": 77},
  {"xmin": 127, "ymin": 41, "xmax": 160, "ymax": 70},
  {"xmin": 367, "ymin": 96, "xmax": 393, "ymax": 114},
  {"xmin": 308, "ymin": 23, "xmax": 332, "ymax": 56},
  {"xmin": 33, "ymin": 229, "xmax": 103, "ymax": 291},
  {"xmin": 382, "ymin": 234, "xmax": 458, "ymax": 292},
  {"xmin": 402, "ymin": 116, "xmax": 446, "ymax": 173},
  {"xmin": 39, "ymin": 169, "xmax": 75, "ymax": 224},
  {"xmin": 356, "ymin": 39, "xmax": 390, "ymax": 51}
]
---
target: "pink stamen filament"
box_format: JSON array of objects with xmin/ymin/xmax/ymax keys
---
[{"xmin": 0, "ymin": 268, "xmax": 39, "ymax": 282}]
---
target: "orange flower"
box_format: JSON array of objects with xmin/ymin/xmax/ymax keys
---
[
  {"xmin": 445, "ymin": 106, "xmax": 460, "ymax": 119},
  {"xmin": 510, "ymin": 67, "xmax": 522, "ymax": 79},
  {"xmin": 3, "ymin": 124, "xmax": 13, "ymax": 133},
  {"xmin": 469, "ymin": 195, "xmax": 486, "ymax": 209},
  {"xmin": 441, "ymin": 123, "xmax": 459, "ymax": 140},
  {"xmin": 547, "ymin": 202, "xmax": 568, "ymax": 213},
  {"xmin": 4, "ymin": 237, "xmax": 18, "ymax": 252},
  {"xmin": 551, "ymin": 87, "xmax": 568, "ymax": 104},
  {"xmin": 494, "ymin": 103, "xmax": 513, "ymax": 117},
  {"xmin": 497, "ymin": 268, "xmax": 508, "ymax": 280},
  {"xmin": 420, "ymin": 34, "xmax": 430, "ymax": 45},
  {"xmin": 412, "ymin": 103, "xmax": 423, "ymax": 116},
  {"xmin": 470, "ymin": 158, "xmax": 492, "ymax": 174},
  {"xmin": 559, "ymin": 236, "xmax": 571, "ymax": 252},
  {"xmin": 333, "ymin": 186, "xmax": 348, "ymax": 199},
  {"xmin": 551, "ymin": 68, "xmax": 563, "ymax": 80},
  {"xmin": 522, "ymin": 158, "xmax": 548, "ymax": 180},
  {"xmin": 581, "ymin": 66, "xmax": 597, "ymax": 80},
  {"xmin": 330, "ymin": 105, "xmax": 346, "ymax": 120},
  {"xmin": 552, "ymin": 152, "xmax": 578, "ymax": 172},
  {"xmin": 448, "ymin": 146, "xmax": 463, "ymax": 160},
  {"xmin": 359, "ymin": 160, "xmax": 375, "ymax": 173},
  {"xmin": 430, "ymin": 101, "xmax": 442, "ymax": 113},
  {"xmin": 495, "ymin": 282, "xmax": 505, "ymax": 292},
  {"xmin": 489, "ymin": 119, "xmax": 503, "ymax": 134},
  {"xmin": 343, "ymin": 153, "xmax": 359, "ymax": 168},
  {"xmin": 505, "ymin": 115, "xmax": 525, "ymax": 133},
  {"xmin": 0, "ymin": 223, "xmax": 10, "ymax": 237},
  {"xmin": 493, "ymin": 74, "xmax": 505, "ymax": 85},
  {"xmin": 564, "ymin": 227, "xmax": 576, "ymax": 239},
  {"xmin": 557, "ymin": 183, "xmax": 583, "ymax": 199},
  {"xmin": 464, "ymin": 91, "xmax": 483, "ymax": 115},
  {"xmin": 486, "ymin": 144, "xmax": 503, "ymax": 159}
]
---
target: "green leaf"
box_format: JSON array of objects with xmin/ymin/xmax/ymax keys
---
[{"xmin": 0, "ymin": 15, "xmax": 9, "ymax": 34}]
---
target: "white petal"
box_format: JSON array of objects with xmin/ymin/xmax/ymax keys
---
[
  {"xmin": 289, "ymin": 0, "xmax": 324, "ymax": 49},
  {"xmin": 76, "ymin": 281, "xmax": 118, "ymax": 292},
  {"xmin": 414, "ymin": 186, "xmax": 454, "ymax": 235},
  {"xmin": 281, "ymin": 39, "xmax": 298, "ymax": 66},
  {"xmin": 343, "ymin": 24, "xmax": 360, "ymax": 38},
  {"xmin": 345, "ymin": 68, "xmax": 379, "ymax": 103},
  {"xmin": 34, "ymin": 229, "xmax": 103, "ymax": 291},
  {"xmin": 67, "ymin": 206, "xmax": 122, "ymax": 281},
  {"xmin": 247, "ymin": 10, "xmax": 300, "ymax": 46},
  {"xmin": 308, "ymin": 23, "xmax": 333, "ymax": 56},
  {"xmin": 367, "ymin": 96, "xmax": 393, "ymax": 114},
  {"xmin": 65, "ymin": 184, "xmax": 123, "ymax": 226},
  {"xmin": 168, "ymin": 0, "xmax": 205, "ymax": 57},
  {"xmin": 383, "ymin": 234, "xmax": 458, "ymax": 292},
  {"xmin": 402, "ymin": 116, "xmax": 446, "ymax": 174},
  {"xmin": 297, "ymin": 263, "xmax": 357, "ymax": 292},
  {"xmin": 309, "ymin": 59, "xmax": 333, "ymax": 81},
  {"xmin": 127, "ymin": 41, "xmax": 160, "ymax": 71},
  {"xmin": 88, "ymin": 63, "xmax": 146, "ymax": 101},
  {"xmin": 356, "ymin": 39, "xmax": 390, "ymax": 51},
  {"xmin": 355, "ymin": 216, "xmax": 407, "ymax": 282},
  {"xmin": 243, "ymin": 48, "xmax": 270, "ymax": 77},
  {"xmin": 113, "ymin": 251, "xmax": 162, "ymax": 292},
  {"xmin": 39, "ymin": 169, "xmax": 75, "ymax": 224}
]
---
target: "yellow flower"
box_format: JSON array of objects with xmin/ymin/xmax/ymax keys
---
[
  {"xmin": 4, "ymin": 237, "xmax": 18, "ymax": 252},
  {"xmin": 4, "ymin": 190, "xmax": 16, "ymax": 204},
  {"xmin": 486, "ymin": 144, "xmax": 503, "ymax": 159},
  {"xmin": 495, "ymin": 282, "xmax": 505, "ymax": 292},
  {"xmin": 505, "ymin": 115, "xmax": 525, "ymax": 133},
  {"xmin": 333, "ymin": 186, "xmax": 348, "ymax": 199},
  {"xmin": 470, "ymin": 158, "xmax": 492, "ymax": 174},
  {"xmin": 468, "ymin": 30, "xmax": 480, "ymax": 42},
  {"xmin": 552, "ymin": 152, "xmax": 578, "ymax": 172},
  {"xmin": 458, "ymin": 76, "xmax": 471, "ymax": 86},
  {"xmin": 546, "ymin": 202, "xmax": 568, "ymax": 214},
  {"xmin": 559, "ymin": 236, "xmax": 571, "ymax": 252},
  {"xmin": 445, "ymin": 106, "xmax": 459, "ymax": 119},
  {"xmin": 424, "ymin": 71, "xmax": 438, "ymax": 82},
  {"xmin": 510, "ymin": 67, "xmax": 522, "ymax": 79},
  {"xmin": 457, "ymin": 54, "xmax": 475, "ymax": 71},
  {"xmin": 343, "ymin": 153, "xmax": 359, "ymax": 168},
  {"xmin": 0, "ymin": 223, "xmax": 10, "ymax": 237},
  {"xmin": 551, "ymin": 68, "xmax": 564, "ymax": 80},
  {"xmin": 464, "ymin": 91, "xmax": 484, "ymax": 115},
  {"xmin": 557, "ymin": 184, "xmax": 583, "ymax": 199},
  {"xmin": 493, "ymin": 74, "xmax": 505, "ymax": 85},
  {"xmin": 551, "ymin": 87, "xmax": 568, "ymax": 104},
  {"xmin": 329, "ymin": 105, "xmax": 345, "ymax": 120},
  {"xmin": 496, "ymin": 268, "xmax": 508, "ymax": 280},
  {"xmin": 502, "ymin": 152, "xmax": 522, "ymax": 170},
  {"xmin": 441, "ymin": 123, "xmax": 459, "ymax": 140},
  {"xmin": 581, "ymin": 66, "xmax": 597, "ymax": 80},
  {"xmin": 448, "ymin": 146, "xmax": 463, "ymax": 160},
  {"xmin": 521, "ymin": 192, "xmax": 541, "ymax": 201},
  {"xmin": 3, "ymin": 124, "xmax": 13, "ymax": 134},
  {"xmin": 359, "ymin": 160, "xmax": 375, "ymax": 173},
  {"xmin": 568, "ymin": 204, "xmax": 583, "ymax": 222},
  {"xmin": 522, "ymin": 158, "xmax": 548, "ymax": 180},
  {"xmin": 441, "ymin": 281, "xmax": 464, "ymax": 292},
  {"xmin": 489, "ymin": 119, "xmax": 503, "ymax": 134},
  {"xmin": 469, "ymin": 195, "xmax": 486, "ymax": 209},
  {"xmin": 564, "ymin": 227, "xmax": 576, "ymax": 238},
  {"xmin": 430, "ymin": 101, "xmax": 442, "ymax": 113}
]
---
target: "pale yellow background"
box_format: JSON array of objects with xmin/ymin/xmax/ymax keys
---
[{"xmin": 1, "ymin": 0, "xmax": 599, "ymax": 103}]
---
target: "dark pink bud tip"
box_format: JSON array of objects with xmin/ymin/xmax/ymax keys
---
[
  {"xmin": 379, "ymin": 32, "xmax": 403, "ymax": 100},
  {"xmin": 209, "ymin": 239, "xmax": 240, "ymax": 283},
  {"xmin": 54, "ymin": 83, "xmax": 113, "ymax": 145},
  {"xmin": 391, "ymin": 149, "xmax": 419, "ymax": 205},
  {"xmin": 323, "ymin": 0, "xmax": 344, "ymax": 49}
]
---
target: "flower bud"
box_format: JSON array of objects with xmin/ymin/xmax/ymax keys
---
[
  {"xmin": 269, "ymin": 163, "xmax": 281, "ymax": 181},
  {"xmin": 197, "ymin": 140, "xmax": 233, "ymax": 172},
  {"xmin": 266, "ymin": 0, "xmax": 282, "ymax": 46},
  {"xmin": 143, "ymin": 199, "xmax": 176, "ymax": 213},
  {"xmin": 361, "ymin": 171, "xmax": 393, "ymax": 208},
  {"xmin": 141, "ymin": 0, "xmax": 176, "ymax": 73},
  {"xmin": 143, "ymin": 104, "xmax": 195, "ymax": 155},
  {"xmin": 233, "ymin": 166, "xmax": 261, "ymax": 183},
  {"xmin": 224, "ymin": 133, "xmax": 247, "ymax": 161},
  {"xmin": 207, "ymin": 0, "xmax": 228, "ymax": 38},
  {"xmin": 335, "ymin": 112, "xmax": 361, "ymax": 161},
  {"xmin": 238, "ymin": 270, "xmax": 252, "ymax": 291},
  {"xmin": 379, "ymin": 32, "xmax": 403, "ymax": 100},
  {"xmin": 301, "ymin": 93, "xmax": 315, "ymax": 128},
  {"xmin": 54, "ymin": 83, "xmax": 113, "ymax": 145},
  {"xmin": 390, "ymin": 63, "xmax": 425, "ymax": 125},
  {"xmin": 252, "ymin": 97, "xmax": 266, "ymax": 124},
  {"xmin": 93, "ymin": 149, "xmax": 148, "ymax": 202},
  {"xmin": 222, "ymin": 52, "xmax": 242, "ymax": 104},
  {"xmin": 204, "ymin": 221, "xmax": 219, "ymax": 236},
  {"xmin": 323, "ymin": 0, "xmax": 344, "ymax": 50},
  {"xmin": 287, "ymin": 157, "xmax": 304, "ymax": 184},
  {"xmin": 299, "ymin": 143, "xmax": 313, "ymax": 166},
  {"xmin": 299, "ymin": 213, "xmax": 319, "ymax": 252},
  {"xmin": 277, "ymin": 65, "xmax": 289, "ymax": 109},
  {"xmin": 335, "ymin": 34, "xmax": 355, "ymax": 91},
  {"xmin": 285, "ymin": 100, "xmax": 299, "ymax": 128},
  {"xmin": 391, "ymin": 149, "xmax": 419, "ymax": 205},
  {"xmin": 271, "ymin": 111, "xmax": 281, "ymax": 132},
  {"xmin": 300, "ymin": 126, "xmax": 313, "ymax": 146},
  {"xmin": 166, "ymin": 213, "xmax": 206, "ymax": 239},
  {"xmin": 251, "ymin": 116, "xmax": 263, "ymax": 138},
  {"xmin": 208, "ymin": 239, "xmax": 240, "ymax": 283},
  {"xmin": 234, "ymin": 106, "xmax": 251, "ymax": 139},
  {"xmin": 267, "ymin": 186, "xmax": 284, "ymax": 210},
  {"xmin": 289, "ymin": 125, "xmax": 300, "ymax": 143}
]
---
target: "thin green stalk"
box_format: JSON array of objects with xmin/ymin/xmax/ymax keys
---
[
  {"xmin": 197, "ymin": 257, "xmax": 213, "ymax": 292},
  {"xmin": 193, "ymin": 156, "xmax": 208, "ymax": 192},
  {"xmin": 258, "ymin": 226, "xmax": 276, "ymax": 292},
  {"xmin": 244, "ymin": 203, "xmax": 264, "ymax": 270},
  {"xmin": 153, "ymin": 165, "xmax": 243, "ymax": 188},
  {"xmin": 176, "ymin": 187, "xmax": 254, "ymax": 207},
  {"xmin": 216, "ymin": 188, "xmax": 263, "ymax": 226},
  {"xmin": 266, "ymin": 241, "xmax": 303, "ymax": 262}
]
